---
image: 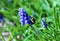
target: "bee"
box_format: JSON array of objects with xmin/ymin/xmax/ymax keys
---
[
  {"xmin": 30, "ymin": 18, "xmax": 36, "ymax": 24},
  {"xmin": 27, "ymin": 17, "xmax": 36, "ymax": 25}
]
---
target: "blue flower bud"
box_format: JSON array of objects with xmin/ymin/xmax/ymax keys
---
[
  {"xmin": 0, "ymin": 14, "xmax": 3, "ymax": 22},
  {"xmin": 41, "ymin": 18, "xmax": 47, "ymax": 27}
]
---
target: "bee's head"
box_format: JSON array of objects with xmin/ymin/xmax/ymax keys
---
[{"xmin": 30, "ymin": 18, "xmax": 35, "ymax": 24}]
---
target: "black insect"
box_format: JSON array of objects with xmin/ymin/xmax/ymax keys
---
[{"xmin": 30, "ymin": 18, "xmax": 35, "ymax": 24}]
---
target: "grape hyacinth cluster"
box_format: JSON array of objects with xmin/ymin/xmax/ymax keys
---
[
  {"xmin": 18, "ymin": 8, "xmax": 33, "ymax": 26},
  {"xmin": 41, "ymin": 18, "xmax": 47, "ymax": 28},
  {"xmin": 0, "ymin": 13, "xmax": 3, "ymax": 22}
]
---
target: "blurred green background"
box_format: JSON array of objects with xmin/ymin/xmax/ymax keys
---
[{"xmin": 0, "ymin": 0, "xmax": 60, "ymax": 41}]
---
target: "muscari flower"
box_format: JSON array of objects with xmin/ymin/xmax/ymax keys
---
[
  {"xmin": 0, "ymin": 13, "xmax": 3, "ymax": 22},
  {"xmin": 18, "ymin": 8, "xmax": 33, "ymax": 26},
  {"xmin": 0, "ymin": 13, "xmax": 4, "ymax": 27},
  {"xmin": 41, "ymin": 18, "xmax": 47, "ymax": 28}
]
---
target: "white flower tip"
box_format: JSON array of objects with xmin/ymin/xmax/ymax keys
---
[{"xmin": 18, "ymin": 8, "xmax": 23, "ymax": 11}]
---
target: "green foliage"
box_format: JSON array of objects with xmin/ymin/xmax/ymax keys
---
[{"xmin": 0, "ymin": 0, "xmax": 60, "ymax": 41}]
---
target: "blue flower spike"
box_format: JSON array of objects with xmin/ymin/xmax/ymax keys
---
[
  {"xmin": 18, "ymin": 8, "xmax": 33, "ymax": 26},
  {"xmin": 0, "ymin": 13, "xmax": 3, "ymax": 22},
  {"xmin": 41, "ymin": 18, "xmax": 47, "ymax": 28}
]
